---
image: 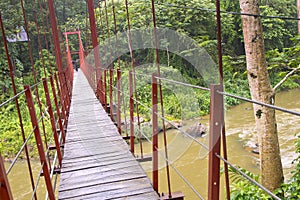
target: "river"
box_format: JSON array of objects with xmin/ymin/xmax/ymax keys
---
[
  {"xmin": 5, "ymin": 88, "xmax": 300, "ymax": 199},
  {"xmin": 137, "ymin": 88, "xmax": 300, "ymax": 199}
]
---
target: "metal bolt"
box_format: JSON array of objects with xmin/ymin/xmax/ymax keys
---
[{"xmin": 215, "ymin": 122, "xmax": 219, "ymax": 126}]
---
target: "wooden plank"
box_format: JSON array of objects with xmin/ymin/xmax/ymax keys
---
[
  {"xmin": 58, "ymin": 70, "xmax": 158, "ymax": 200},
  {"xmin": 112, "ymin": 192, "xmax": 161, "ymax": 200},
  {"xmin": 62, "ymin": 143, "xmax": 129, "ymax": 159},
  {"xmin": 64, "ymin": 135, "xmax": 124, "ymax": 143},
  {"xmin": 62, "ymin": 149, "xmax": 127, "ymax": 164},
  {"xmin": 63, "ymin": 138, "xmax": 127, "ymax": 149},
  {"xmin": 62, "ymin": 158, "xmax": 138, "ymax": 174},
  {"xmin": 59, "ymin": 166, "xmax": 147, "ymax": 192},
  {"xmin": 59, "ymin": 177, "xmax": 155, "ymax": 200},
  {"xmin": 61, "ymin": 156, "xmax": 137, "ymax": 173}
]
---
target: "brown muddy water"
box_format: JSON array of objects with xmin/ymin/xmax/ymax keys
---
[
  {"xmin": 6, "ymin": 88, "xmax": 300, "ymax": 199},
  {"xmin": 136, "ymin": 88, "xmax": 300, "ymax": 199},
  {"xmin": 5, "ymin": 160, "xmax": 59, "ymax": 199}
]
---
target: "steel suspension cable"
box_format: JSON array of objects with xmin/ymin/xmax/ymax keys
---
[
  {"xmin": 110, "ymin": 83, "xmax": 210, "ymax": 150},
  {"xmin": 155, "ymin": 2, "xmax": 300, "ymax": 21},
  {"xmin": 110, "ymin": 68, "xmax": 294, "ymax": 199},
  {"xmin": 85, "ymin": 3, "xmax": 90, "ymax": 53},
  {"xmin": 104, "ymin": 69, "xmax": 300, "ymax": 115},
  {"xmin": 215, "ymin": 153, "xmax": 281, "ymax": 200},
  {"xmin": 111, "ymin": 0, "xmax": 120, "ymax": 69},
  {"xmin": 151, "ymin": 0, "xmax": 172, "ymax": 196},
  {"xmin": 97, "ymin": 2, "xmax": 108, "ymax": 107},
  {"xmin": 121, "ymin": 74, "xmax": 129, "ymax": 137},
  {"xmin": 31, "ymin": 162, "xmax": 45, "ymax": 200},
  {"xmin": 216, "ymin": 0, "xmax": 230, "ymax": 198},
  {"xmin": 0, "ymin": 89, "xmax": 27, "ymax": 108},
  {"xmin": 48, "ymin": 0, "xmax": 72, "ymax": 118},
  {"xmin": 125, "ymin": 0, "xmax": 144, "ymax": 158},
  {"xmin": 103, "ymin": 0, "xmax": 115, "ymax": 121},
  {"xmin": 0, "ymin": 11, "xmax": 37, "ymax": 199},
  {"xmin": 20, "ymin": 0, "xmax": 50, "ymax": 160},
  {"xmin": 111, "ymin": 0, "xmax": 122, "ymax": 134},
  {"xmin": 38, "ymin": 0, "xmax": 53, "ymax": 75},
  {"xmin": 33, "ymin": 12, "xmax": 47, "ymax": 77},
  {"xmin": 104, "ymin": 0, "xmax": 113, "ymax": 67},
  {"xmin": 6, "ymin": 128, "xmax": 35, "ymax": 175},
  {"xmin": 42, "ymin": 0, "xmax": 55, "ymax": 69},
  {"xmin": 97, "ymin": 69, "xmax": 300, "ymax": 117},
  {"xmin": 135, "ymin": 126, "xmax": 205, "ymax": 200},
  {"xmin": 133, "ymin": 72, "xmax": 211, "ymax": 91},
  {"xmin": 219, "ymin": 91, "xmax": 300, "ymax": 116}
]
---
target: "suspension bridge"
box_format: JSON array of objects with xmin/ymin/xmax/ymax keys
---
[{"xmin": 0, "ymin": 0, "xmax": 299, "ymax": 200}]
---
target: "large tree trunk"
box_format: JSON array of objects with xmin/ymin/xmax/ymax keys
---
[{"xmin": 239, "ymin": 0, "xmax": 283, "ymax": 191}]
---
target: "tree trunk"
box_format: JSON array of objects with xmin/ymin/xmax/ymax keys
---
[{"xmin": 239, "ymin": 0, "xmax": 283, "ymax": 191}]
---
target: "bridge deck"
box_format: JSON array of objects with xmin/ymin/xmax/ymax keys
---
[{"xmin": 58, "ymin": 70, "xmax": 158, "ymax": 200}]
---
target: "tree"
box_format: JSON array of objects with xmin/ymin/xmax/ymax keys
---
[{"xmin": 239, "ymin": 0, "xmax": 283, "ymax": 191}]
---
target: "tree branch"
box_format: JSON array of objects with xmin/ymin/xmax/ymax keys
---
[{"xmin": 272, "ymin": 64, "xmax": 300, "ymax": 95}]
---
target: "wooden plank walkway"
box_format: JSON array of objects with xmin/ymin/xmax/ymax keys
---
[{"xmin": 58, "ymin": 70, "xmax": 159, "ymax": 200}]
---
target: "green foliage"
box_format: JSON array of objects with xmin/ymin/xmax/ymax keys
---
[
  {"xmin": 223, "ymin": 55, "xmax": 250, "ymax": 107},
  {"xmin": 275, "ymin": 136, "xmax": 300, "ymax": 199},
  {"xmin": 33, "ymin": 49, "xmax": 56, "ymax": 78},
  {"xmin": 220, "ymin": 0, "xmax": 244, "ymax": 55},
  {"xmin": 228, "ymin": 166, "xmax": 273, "ymax": 199},
  {"xmin": 260, "ymin": 6, "xmax": 293, "ymax": 50},
  {"xmin": 0, "ymin": 0, "xmax": 299, "ymax": 161},
  {"xmin": 266, "ymin": 38, "xmax": 300, "ymax": 91},
  {"xmin": 229, "ymin": 136, "xmax": 300, "ymax": 199},
  {"xmin": 0, "ymin": 80, "xmax": 54, "ymax": 158}
]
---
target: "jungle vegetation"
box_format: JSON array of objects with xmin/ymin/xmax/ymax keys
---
[{"xmin": 0, "ymin": 0, "xmax": 300, "ymax": 198}]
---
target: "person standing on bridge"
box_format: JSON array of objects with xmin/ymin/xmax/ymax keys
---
[{"xmin": 72, "ymin": 60, "xmax": 78, "ymax": 71}]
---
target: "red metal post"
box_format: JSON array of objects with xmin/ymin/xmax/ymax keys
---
[
  {"xmin": 58, "ymin": 72, "xmax": 67, "ymax": 116},
  {"xmin": 215, "ymin": 1, "xmax": 229, "ymax": 196},
  {"xmin": 117, "ymin": 69, "xmax": 122, "ymax": 134},
  {"xmin": 208, "ymin": 84, "xmax": 223, "ymax": 200},
  {"xmin": 150, "ymin": 1, "xmax": 173, "ymax": 196},
  {"xmin": 24, "ymin": 85, "xmax": 55, "ymax": 200},
  {"xmin": 87, "ymin": 0, "xmax": 104, "ymax": 103},
  {"xmin": 109, "ymin": 69, "xmax": 114, "ymax": 121},
  {"xmin": 78, "ymin": 31, "xmax": 85, "ymax": 68},
  {"xmin": 0, "ymin": 153, "xmax": 13, "ymax": 200},
  {"xmin": 42, "ymin": 78, "xmax": 63, "ymax": 167},
  {"xmin": 222, "ymin": 125, "xmax": 230, "ymax": 200},
  {"xmin": 50, "ymin": 76, "xmax": 66, "ymax": 143},
  {"xmin": 47, "ymin": 0, "xmax": 64, "ymax": 74},
  {"xmin": 63, "ymin": 33, "xmax": 73, "ymax": 74},
  {"xmin": 104, "ymin": 70, "xmax": 108, "ymax": 111},
  {"xmin": 129, "ymin": 71, "xmax": 135, "ymax": 154},
  {"xmin": 0, "ymin": 11, "xmax": 36, "ymax": 199},
  {"xmin": 152, "ymin": 74, "xmax": 159, "ymax": 193},
  {"xmin": 65, "ymin": 77, "xmax": 71, "ymax": 118},
  {"xmin": 54, "ymin": 73, "xmax": 67, "ymax": 123},
  {"xmin": 48, "ymin": 0, "xmax": 71, "ymax": 115}
]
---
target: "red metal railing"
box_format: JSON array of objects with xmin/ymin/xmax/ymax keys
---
[
  {"xmin": 1, "ymin": 0, "xmax": 299, "ymax": 199},
  {"xmin": 84, "ymin": 65, "xmax": 293, "ymax": 200},
  {"xmin": 0, "ymin": 0, "xmax": 73, "ymax": 198},
  {"xmin": 0, "ymin": 153, "xmax": 13, "ymax": 200},
  {"xmin": 0, "ymin": 72, "xmax": 71, "ymax": 199}
]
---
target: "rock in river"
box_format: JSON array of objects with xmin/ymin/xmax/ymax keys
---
[{"xmin": 186, "ymin": 123, "xmax": 207, "ymax": 137}]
